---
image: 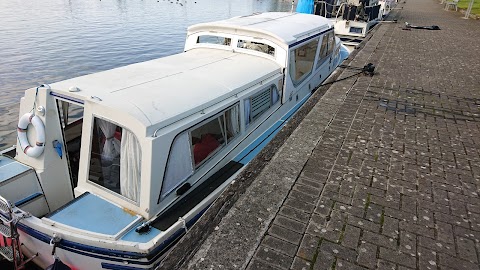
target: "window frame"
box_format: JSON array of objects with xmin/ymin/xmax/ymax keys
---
[
  {"xmin": 159, "ymin": 103, "xmax": 240, "ymax": 202},
  {"xmin": 316, "ymin": 31, "xmax": 335, "ymax": 69},
  {"xmin": 85, "ymin": 115, "xmax": 142, "ymax": 204},
  {"xmin": 244, "ymin": 85, "xmax": 280, "ymax": 127},
  {"xmin": 289, "ymin": 38, "xmax": 320, "ymax": 86}
]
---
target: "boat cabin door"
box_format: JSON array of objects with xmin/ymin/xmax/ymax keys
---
[{"xmin": 55, "ymin": 99, "xmax": 84, "ymax": 188}]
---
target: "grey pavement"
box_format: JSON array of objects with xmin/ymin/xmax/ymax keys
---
[{"xmin": 161, "ymin": 0, "xmax": 480, "ymax": 269}]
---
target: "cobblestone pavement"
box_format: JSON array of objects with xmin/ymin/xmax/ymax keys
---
[{"xmin": 182, "ymin": 0, "xmax": 480, "ymax": 269}]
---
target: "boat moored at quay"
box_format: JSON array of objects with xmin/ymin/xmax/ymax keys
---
[{"xmin": 0, "ymin": 12, "xmax": 348, "ymax": 270}]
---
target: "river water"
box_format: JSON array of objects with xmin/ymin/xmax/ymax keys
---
[{"xmin": 0, "ymin": 0, "xmax": 293, "ymax": 150}]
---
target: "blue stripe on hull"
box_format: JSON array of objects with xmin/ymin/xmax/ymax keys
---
[
  {"xmin": 234, "ymin": 93, "xmax": 311, "ymax": 164},
  {"xmin": 17, "ymin": 204, "xmax": 210, "ymax": 268}
]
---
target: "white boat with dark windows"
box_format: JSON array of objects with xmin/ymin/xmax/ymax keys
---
[
  {"xmin": 313, "ymin": 0, "xmax": 394, "ymax": 48},
  {"xmin": 0, "ymin": 12, "xmax": 348, "ymax": 270}
]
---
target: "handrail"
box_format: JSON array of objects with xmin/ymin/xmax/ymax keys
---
[{"xmin": 0, "ymin": 196, "xmax": 13, "ymax": 218}]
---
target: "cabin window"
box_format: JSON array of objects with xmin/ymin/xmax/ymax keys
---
[
  {"xmin": 237, "ymin": 40, "xmax": 275, "ymax": 56},
  {"xmin": 244, "ymin": 85, "xmax": 279, "ymax": 127},
  {"xmin": 88, "ymin": 117, "xmax": 142, "ymax": 202},
  {"xmin": 317, "ymin": 31, "xmax": 335, "ymax": 67},
  {"xmin": 161, "ymin": 104, "xmax": 240, "ymax": 200},
  {"xmin": 197, "ymin": 35, "xmax": 231, "ymax": 46},
  {"xmin": 289, "ymin": 39, "xmax": 319, "ymax": 85},
  {"xmin": 58, "ymin": 101, "xmax": 83, "ymax": 127}
]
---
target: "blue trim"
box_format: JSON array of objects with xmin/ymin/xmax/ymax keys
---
[
  {"xmin": 50, "ymin": 92, "xmax": 84, "ymax": 105},
  {"xmin": 289, "ymin": 28, "xmax": 333, "ymax": 48},
  {"xmin": 16, "ymin": 201, "xmax": 211, "ymax": 266},
  {"xmin": 281, "ymin": 94, "xmax": 310, "ymax": 122},
  {"xmin": 234, "ymin": 93, "xmax": 311, "ymax": 164},
  {"xmin": 15, "ymin": 192, "xmax": 43, "ymax": 206},
  {"xmin": 101, "ymin": 263, "xmax": 145, "ymax": 270}
]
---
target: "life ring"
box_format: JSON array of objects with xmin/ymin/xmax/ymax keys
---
[{"xmin": 17, "ymin": 113, "xmax": 45, "ymax": 158}]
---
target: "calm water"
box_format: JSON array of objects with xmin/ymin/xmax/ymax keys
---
[
  {"xmin": 0, "ymin": 0, "xmax": 293, "ymax": 150},
  {"xmin": 2, "ymin": 2, "xmax": 290, "ymax": 267}
]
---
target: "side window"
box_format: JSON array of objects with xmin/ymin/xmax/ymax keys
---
[
  {"xmin": 289, "ymin": 39, "xmax": 319, "ymax": 85},
  {"xmin": 161, "ymin": 104, "xmax": 240, "ymax": 200},
  {"xmin": 317, "ymin": 31, "xmax": 335, "ymax": 68},
  {"xmin": 57, "ymin": 101, "xmax": 84, "ymax": 128},
  {"xmin": 162, "ymin": 132, "xmax": 194, "ymax": 200},
  {"xmin": 191, "ymin": 115, "xmax": 225, "ymax": 166},
  {"xmin": 244, "ymin": 85, "xmax": 280, "ymax": 127},
  {"xmin": 89, "ymin": 118, "xmax": 142, "ymax": 202},
  {"xmin": 327, "ymin": 33, "xmax": 336, "ymax": 56},
  {"xmin": 237, "ymin": 40, "xmax": 275, "ymax": 56},
  {"xmin": 197, "ymin": 35, "xmax": 231, "ymax": 46}
]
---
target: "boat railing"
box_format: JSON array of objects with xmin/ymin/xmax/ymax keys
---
[{"xmin": 0, "ymin": 195, "xmax": 37, "ymax": 269}]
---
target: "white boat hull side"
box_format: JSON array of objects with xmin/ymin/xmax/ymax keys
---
[{"xmin": 18, "ymin": 226, "xmax": 158, "ymax": 270}]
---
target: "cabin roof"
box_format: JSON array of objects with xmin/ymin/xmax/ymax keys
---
[
  {"xmin": 50, "ymin": 48, "xmax": 281, "ymax": 130},
  {"xmin": 187, "ymin": 12, "xmax": 333, "ymax": 46}
]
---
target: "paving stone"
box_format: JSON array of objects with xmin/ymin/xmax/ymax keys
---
[
  {"xmin": 335, "ymin": 259, "xmax": 367, "ymax": 270},
  {"xmin": 399, "ymin": 220, "xmax": 435, "ymax": 239},
  {"xmin": 273, "ymin": 215, "xmax": 307, "ymax": 235},
  {"xmin": 284, "ymin": 198, "xmax": 316, "ymax": 214},
  {"xmin": 246, "ymin": 258, "xmax": 280, "ymax": 270},
  {"xmin": 291, "ymin": 256, "xmax": 312, "ymax": 270},
  {"xmin": 297, "ymin": 234, "xmax": 320, "ymax": 261},
  {"xmin": 268, "ymin": 224, "xmax": 303, "ymax": 245},
  {"xmin": 435, "ymin": 221, "xmax": 455, "ymax": 244},
  {"xmin": 347, "ymin": 215, "xmax": 381, "ymax": 233},
  {"xmin": 357, "ymin": 241, "xmax": 377, "ymax": 269},
  {"xmin": 363, "ymin": 230, "xmax": 398, "ymax": 251},
  {"xmin": 417, "ymin": 246, "xmax": 438, "ymax": 270},
  {"xmin": 379, "ymin": 247, "xmax": 416, "ymax": 269},
  {"xmin": 376, "ymin": 259, "xmax": 397, "ymax": 270},
  {"xmin": 312, "ymin": 252, "xmax": 335, "ymax": 270},
  {"xmin": 278, "ymin": 205, "xmax": 310, "ymax": 224},
  {"xmin": 418, "ymin": 236, "xmax": 456, "ymax": 256},
  {"xmin": 455, "ymin": 236, "xmax": 478, "ymax": 263},
  {"xmin": 262, "ymin": 235, "xmax": 298, "ymax": 258},
  {"xmin": 439, "ymin": 252, "xmax": 480, "ymax": 270},
  {"xmin": 254, "ymin": 246, "xmax": 294, "ymax": 270},
  {"xmin": 341, "ymin": 225, "xmax": 361, "ymax": 249},
  {"xmin": 319, "ymin": 241, "xmax": 357, "ymax": 263},
  {"xmin": 382, "ymin": 216, "xmax": 400, "ymax": 239}
]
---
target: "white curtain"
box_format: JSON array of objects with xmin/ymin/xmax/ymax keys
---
[
  {"xmin": 97, "ymin": 119, "xmax": 121, "ymax": 162},
  {"xmin": 120, "ymin": 130, "xmax": 142, "ymax": 202},
  {"xmin": 227, "ymin": 105, "xmax": 240, "ymax": 137},
  {"xmin": 244, "ymin": 100, "xmax": 251, "ymax": 127},
  {"xmin": 162, "ymin": 132, "xmax": 194, "ymax": 200}
]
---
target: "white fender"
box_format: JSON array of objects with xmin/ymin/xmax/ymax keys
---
[{"xmin": 17, "ymin": 113, "xmax": 45, "ymax": 158}]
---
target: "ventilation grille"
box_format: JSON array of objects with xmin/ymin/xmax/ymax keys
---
[{"xmin": 251, "ymin": 88, "xmax": 271, "ymax": 121}]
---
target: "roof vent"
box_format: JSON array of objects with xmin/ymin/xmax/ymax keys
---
[{"xmin": 69, "ymin": 86, "xmax": 80, "ymax": 92}]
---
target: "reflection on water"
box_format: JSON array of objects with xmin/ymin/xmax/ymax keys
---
[
  {"xmin": 0, "ymin": 0, "xmax": 292, "ymax": 106},
  {"xmin": 0, "ymin": 0, "xmax": 292, "ymax": 151}
]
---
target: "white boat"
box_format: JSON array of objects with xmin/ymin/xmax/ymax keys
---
[
  {"xmin": 0, "ymin": 12, "xmax": 348, "ymax": 270},
  {"xmin": 314, "ymin": 0, "xmax": 392, "ymax": 48}
]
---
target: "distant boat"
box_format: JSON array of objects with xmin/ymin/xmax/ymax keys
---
[
  {"xmin": 0, "ymin": 12, "xmax": 348, "ymax": 270},
  {"xmin": 301, "ymin": 0, "xmax": 395, "ymax": 49}
]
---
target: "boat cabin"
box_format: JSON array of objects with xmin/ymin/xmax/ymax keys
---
[{"xmin": 11, "ymin": 13, "xmax": 340, "ymax": 222}]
